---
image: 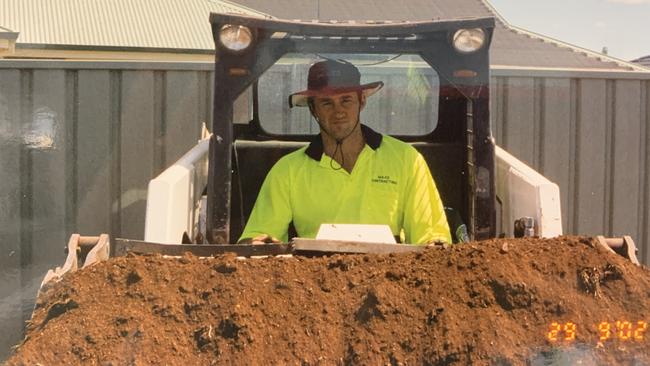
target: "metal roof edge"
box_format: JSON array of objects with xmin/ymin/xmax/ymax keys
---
[
  {"xmin": 491, "ymin": 65, "xmax": 650, "ymax": 80},
  {"xmin": 210, "ymin": 12, "xmax": 496, "ymax": 35},
  {"xmin": 505, "ymin": 25, "xmax": 648, "ymax": 72},
  {"xmin": 0, "ymin": 59, "xmax": 214, "ymax": 71},
  {"xmin": 480, "ymin": 0, "xmax": 648, "ymax": 73},
  {"xmin": 214, "ymin": 0, "xmax": 274, "ymax": 18},
  {"xmin": 0, "ymin": 32, "xmax": 19, "ymax": 40},
  {"xmin": 477, "ymin": 0, "xmax": 510, "ymax": 28},
  {"xmin": 0, "ymin": 25, "xmax": 19, "ymax": 40},
  {"xmin": 631, "ymin": 55, "xmax": 649, "ymax": 62},
  {"xmin": 17, "ymin": 43, "xmax": 214, "ymax": 54}
]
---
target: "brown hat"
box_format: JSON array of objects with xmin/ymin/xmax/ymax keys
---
[{"xmin": 288, "ymin": 59, "xmax": 384, "ymax": 108}]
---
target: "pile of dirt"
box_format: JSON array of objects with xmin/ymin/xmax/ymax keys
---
[{"xmin": 6, "ymin": 236, "xmax": 650, "ymax": 365}]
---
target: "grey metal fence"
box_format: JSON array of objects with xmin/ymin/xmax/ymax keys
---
[
  {"xmin": 0, "ymin": 61, "xmax": 213, "ymax": 359},
  {"xmin": 0, "ymin": 60, "xmax": 649, "ymax": 360},
  {"xmin": 491, "ymin": 70, "xmax": 650, "ymax": 268}
]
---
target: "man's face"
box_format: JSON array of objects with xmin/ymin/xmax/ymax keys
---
[{"xmin": 311, "ymin": 91, "xmax": 366, "ymax": 140}]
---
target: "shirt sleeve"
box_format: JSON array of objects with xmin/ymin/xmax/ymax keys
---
[
  {"xmin": 238, "ymin": 160, "xmax": 293, "ymax": 243},
  {"xmin": 402, "ymin": 152, "xmax": 452, "ymax": 245}
]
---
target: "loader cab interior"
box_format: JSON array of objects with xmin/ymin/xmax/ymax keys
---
[
  {"xmin": 207, "ymin": 14, "xmax": 496, "ymax": 244},
  {"xmin": 229, "ymin": 53, "xmax": 467, "ymax": 242}
]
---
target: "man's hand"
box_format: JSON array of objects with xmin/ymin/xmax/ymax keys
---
[
  {"xmin": 426, "ymin": 239, "xmax": 450, "ymax": 249},
  {"xmin": 238, "ymin": 234, "xmax": 282, "ymax": 244}
]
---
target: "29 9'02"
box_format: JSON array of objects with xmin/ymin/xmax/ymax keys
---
[{"xmin": 546, "ymin": 321, "xmax": 647, "ymax": 343}]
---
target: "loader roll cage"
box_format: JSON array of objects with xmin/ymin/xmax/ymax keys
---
[{"xmin": 207, "ymin": 13, "xmax": 496, "ymax": 244}]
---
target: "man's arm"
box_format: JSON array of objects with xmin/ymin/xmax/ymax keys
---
[
  {"xmin": 402, "ymin": 153, "xmax": 452, "ymax": 245},
  {"xmin": 238, "ymin": 162, "xmax": 293, "ymax": 243}
]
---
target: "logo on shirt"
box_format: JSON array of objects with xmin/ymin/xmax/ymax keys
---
[{"xmin": 372, "ymin": 175, "xmax": 397, "ymax": 185}]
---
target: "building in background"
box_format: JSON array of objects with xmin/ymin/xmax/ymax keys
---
[
  {"xmin": 0, "ymin": 25, "xmax": 18, "ymax": 57},
  {"xmin": 0, "ymin": 0, "xmax": 267, "ymax": 61},
  {"xmin": 1, "ymin": 0, "xmax": 645, "ymax": 73},
  {"xmin": 632, "ymin": 55, "xmax": 650, "ymax": 68}
]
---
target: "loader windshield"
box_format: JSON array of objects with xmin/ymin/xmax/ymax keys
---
[{"xmin": 257, "ymin": 53, "xmax": 440, "ymax": 136}]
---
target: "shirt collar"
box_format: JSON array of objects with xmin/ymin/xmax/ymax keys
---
[{"xmin": 305, "ymin": 124, "xmax": 382, "ymax": 161}]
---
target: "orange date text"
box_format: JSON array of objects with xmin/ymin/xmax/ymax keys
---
[{"xmin": 546, "ymin": 321, "xmax": 647, "ymax": 343}]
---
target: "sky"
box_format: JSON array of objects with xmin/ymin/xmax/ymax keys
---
[{"xmin": 487, "ymin": 0, "xmax": 650, "ymax": 61}]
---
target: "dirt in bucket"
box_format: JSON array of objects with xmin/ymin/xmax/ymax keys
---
[{"xmin": 6, "ymin": 236, "xmax": 650, "ymax": 365}]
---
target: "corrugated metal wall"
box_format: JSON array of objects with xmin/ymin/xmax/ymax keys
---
[
  {"xmin": 0, "ymin": 61, "xmax": 213, "ymax": 359},
  {"xmin": 491, "ymin": 70, "xmax": 650, "ymax": 269},
  {"xmin": 0, "ymin": 61, "xmax": 649, "ymax": 359}
]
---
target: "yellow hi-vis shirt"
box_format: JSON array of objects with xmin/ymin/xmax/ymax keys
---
[{"xmin": 239, "ymin": 125, "xmax": 451, "ymax": 245}]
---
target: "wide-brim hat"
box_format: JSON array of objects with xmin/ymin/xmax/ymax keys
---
[{"xmin": 288, "ymin": 59, "xmax": 384, "ymax": 108}]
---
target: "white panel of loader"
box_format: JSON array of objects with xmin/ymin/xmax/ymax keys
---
[
  {"xmin": 495, "ymin": 146, "xmax": 563, "ymax": 238},
  {"xmin": 144, "ymin": 137, "xmax": 210, "ymax": 244}
]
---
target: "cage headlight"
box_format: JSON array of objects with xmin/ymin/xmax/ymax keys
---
[
  {"xmin": 452, "ymin": 28, "xmax": 486, "ymax": 53},
  {"xmin": 219, "ymin": 25, "xmax": 253, "ymax": 52}
]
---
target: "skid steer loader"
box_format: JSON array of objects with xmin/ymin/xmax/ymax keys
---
[{"xmin": 40, "ymin": 13, "xmax": 640, "ymax": 289}]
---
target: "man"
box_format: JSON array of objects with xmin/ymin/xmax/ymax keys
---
[{"xmin": 239, "ymin": 59, "xmax": 451, "ymax": 245}]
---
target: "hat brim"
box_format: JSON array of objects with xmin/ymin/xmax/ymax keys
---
[{"xmin": 288, "ymin": 81, "xmax": 384, "ymax": 108}]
